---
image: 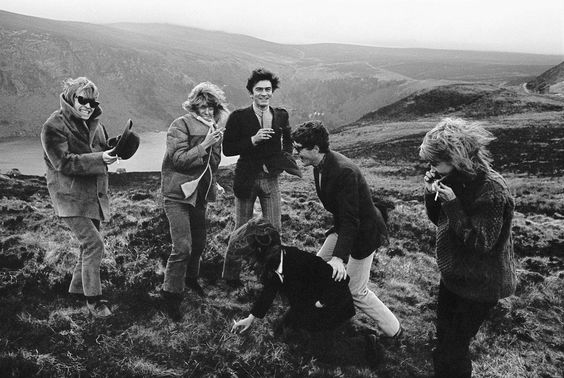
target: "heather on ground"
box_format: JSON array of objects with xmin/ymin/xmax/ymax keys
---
[{"xmin": 1, "ymin": 115, "xmax": 563, "ymax": 377}]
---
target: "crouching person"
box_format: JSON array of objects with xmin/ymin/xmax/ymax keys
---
[
  {"xmin": 41, "ymin": 77, "xmax": 118, "ymax": 318},
  {"xmin": 230, "ymin": 218, "xmax": 384, "ymax": 367}
]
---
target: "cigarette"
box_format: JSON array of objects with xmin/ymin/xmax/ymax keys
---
[{"xmin": 433, "ymin": 176, "xmax": 446, "ymax": 201}]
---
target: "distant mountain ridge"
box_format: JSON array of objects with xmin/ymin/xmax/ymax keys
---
[{"xmin": 0, "ymin": 10, "xmax": 562, "ymax": 137}]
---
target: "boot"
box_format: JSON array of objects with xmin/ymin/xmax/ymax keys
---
[
  {"xmin": 160, "ymin": 290, "xmax": 183, "ymax": 322},
  {"xmin": 185, "ymin": 277, "xmax": 205, "ymax": 297}
]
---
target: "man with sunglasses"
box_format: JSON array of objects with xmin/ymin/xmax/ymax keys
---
[
  {"xmin": 291, "ymin": 120, "xmax": 403, "ymax": 340},
  {"xmin": 41, "ymin": 77, "xmax": 118, "ymax": 318}
]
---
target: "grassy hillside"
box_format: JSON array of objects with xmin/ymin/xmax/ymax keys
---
[
  {"xmin": 1, "ymin": 10, "xmax": 561, "ymax": 137},
  {"xmin": 1, "ymin": 109, "xmax": 563, "ymax": 376},
  {"xmin": 526, "ymin": 61, "xmax": 564, "ymax": 94},
  {"xmin": 353, "ymin": 83, "xmax": 564, "ymax": 125}
]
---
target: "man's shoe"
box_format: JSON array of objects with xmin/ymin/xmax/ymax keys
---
[
  {"xmin": 160, "ymin": 290, "xmax": 183, "ymax": 322},
  {"xmin": 185, "ymin": 277, "xmax": 205, "ymax": 297},
  {"xmin": 381, "ymin": 325, "xmax": 405, "ymax": 347},
  {"xmin": 86, "ymin": 299, "xmax": 112, "ymax": 318},
  {"xmin": 365, "ymin": 334, "xmax": 385, "ymax": 367}
]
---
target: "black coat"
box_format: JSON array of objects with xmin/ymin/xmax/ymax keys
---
[
  {"xmin": 222, "ymin": 105, "xmax": 292, "ymax": 198},
  {"xmin": 314, "ymin": 150, "xmax": 389, "ymax": 262},
  {"xmin": 251, "ymin": 246, "xmax": 355, "ymax": 332}
]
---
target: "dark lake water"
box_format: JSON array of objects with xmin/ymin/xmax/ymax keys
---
[{"xmin": 0, "ymin": 132, "xmax": 238, "ymax": 176}]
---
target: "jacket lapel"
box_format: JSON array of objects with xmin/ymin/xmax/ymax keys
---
[
  {"xmin": 317, "ymin": 151, "xmax": 334, "ymax": 204},
  {"xmin": 245, "ymin": 105, "xmax": 261, "ymax": 130}
]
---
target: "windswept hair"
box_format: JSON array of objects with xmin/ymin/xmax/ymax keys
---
[
  {"xmin": 227, "ymin": 218, "xmax": 282, "ymax": 278},
  {"xmin": 62, "ymin": 77, "xmax": 98, "ymax": 104},
  {"xmin": 419, "ymin": 118, "xmax": 496, "ymax": 178},
  {"xmin": 245, "ymin": 68, "xmax": 280, "ymax": 93},
  {"xmin": 291, "ymin": 120, "xmax": 330, "ymax": 153},
  {"xmin": 182, "ymin": 82, "xmax": 228, "ymax": 123}
]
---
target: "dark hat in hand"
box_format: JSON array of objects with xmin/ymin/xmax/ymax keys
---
[{"xmin": 108, "ymin": 119, "xmax": 140, "ymax": 160}]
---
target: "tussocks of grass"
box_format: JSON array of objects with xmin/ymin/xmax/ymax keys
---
[{"xmin": 2, "ymin": 148, "xmax": 564, "ymax": 376}]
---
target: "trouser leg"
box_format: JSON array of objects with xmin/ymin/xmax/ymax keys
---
[
  {"xmin": 317, "ymin": 233, "xmax": 400, "ymax": 336},
  {"xmin": 433, "ymin": 281, "xmax": 496, "ymax": 378},
  {"xmin": 234, "ymin": 194, "xmax": 256, "ymax": 229},
  {"xmin": 222, "ymin": 188, "xmax": 257, "ymax": 280},
  {"xmin": 347, "ymin": 253, "xmax": 400, "ymax": 336},
  {"xmin": 63, "ymin": 217, "xmax": 104, "ymax": 297},
  {"xmin": 186, "ymin": 203, "xmax": 206, "ymax": 279},
  {"xmin": 163, "ymin": 199, "xmax": 193, "ymax": 293},
  {"xmin": 257, "ymin": 174, "xmax": 281, "ymax": 231}
]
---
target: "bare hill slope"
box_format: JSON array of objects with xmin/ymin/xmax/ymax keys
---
[
  {"xmin": 0, "ymin": 10, "xmax": 561, "ymax": 137},
  {"xmin": 526, "ymin": 61, "xmax": 564, "ymax": 94},
  {"xmin": 353, "ymin": 83, "xmax": 564, "ymax": 125}
]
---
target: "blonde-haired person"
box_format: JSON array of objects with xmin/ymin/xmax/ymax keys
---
[
  {"xmin": 41, "ymin": 77, "xmax": 118, "ymax": 318},
  {"xmin": 160, "ymin": 82, "xmax": 229, "ymax": 321},
  {"xmin": 419, "ymin": 118, "xmax": 516, "ymax": 378}
]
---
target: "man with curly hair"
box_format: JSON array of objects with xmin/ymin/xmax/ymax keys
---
[{"xmin": 222, "ymin": 68, "xmax": 295, "ymax": 284}]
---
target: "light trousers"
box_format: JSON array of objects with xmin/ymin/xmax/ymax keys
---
[
  {"xmin": 223, "ymin": 173, "xmax": 281, "ymax": 280},
  {"xmin": 317, "ymin": 233, "xmax": 401, "ymax": 337},
  {"xmin": 63, "ymin": 217, "xmax": 104, "ymax": 297}
]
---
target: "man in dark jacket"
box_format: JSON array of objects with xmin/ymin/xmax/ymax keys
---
[
  {"xmin": 41, "ymin": 77, "xmax": 118, "ymax": 318},
  {"xmin": 222, "ymin": 68, "xmax": 294, "ymax": 282},
  {"xmin": 230, "ymin": 218, "xmax": 383, "ymax": 366},
  {"xmin": 291, "ymin": 121, "xmax": 402, "ymax": 338},
  {"xmin": 230, "ymin": 218, "xmax": 355, "ymax": 333}
]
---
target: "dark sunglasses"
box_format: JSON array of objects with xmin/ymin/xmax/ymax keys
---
[{"xmin": 76, "ymin": 96, "xmax": 99, "ymax": 108}]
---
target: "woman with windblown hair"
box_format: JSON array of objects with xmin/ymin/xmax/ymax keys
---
[
  {"xmin": 419, "ymin": 118, "xmax": 516, "ymax": 378},
  {"xmin": 160, "ymin": 82, "xmax": 229, "ymax": 321}
]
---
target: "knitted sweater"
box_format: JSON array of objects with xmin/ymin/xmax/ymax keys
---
[{"xmin": 424, "ymin": 170, "xmax": 517, "ymax": 302}]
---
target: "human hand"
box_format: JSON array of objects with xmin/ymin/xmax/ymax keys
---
[
  {"xmin": 328, "ymin": 257, "xmax": 347, "ymax": 282},
  {"xmin": 202, "ymin": 129, "xmax": 223, "ymax": 149},
  {"xmin": 216, "ymin": 183, "xmax": 225, "ymax": 196},
  {"xmin": 434, "ymin": 182, "xmax": 456, "ymax": 202},
  {"xmin": 102, "ymin": 151, "xmax": 119, "ymax": 165},
  {"xmin": 315, "ymin": 301, "xmax": 325, "ymax": 308},
  {"xmin": 251, "ymin": 128, "xmax": 274, "ymax": 145},
  {"xmin": 231, "ymin": 314, "xmax": 255, "ymax": 334},
  {"xmin": 423, "ymin": 169, "xmax": 442, "ymax": 193}
]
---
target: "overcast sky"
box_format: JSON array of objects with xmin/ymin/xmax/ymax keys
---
[{"xmin": 1, "ymin": 0, "xmax": 563, "ymax": 55}]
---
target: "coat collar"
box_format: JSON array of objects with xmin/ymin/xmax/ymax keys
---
[
  {"xmin": 59, "ymin": 94, "xmax": 103, "ymax": 144},
  {"xmin": 60, "ymin": 94, "xmax": 102, "ymax": 123}
]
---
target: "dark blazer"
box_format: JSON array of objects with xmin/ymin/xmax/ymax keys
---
[
  {"xmin": 251, "ymin": 246, "xmax": 355, "ymax": 332},
  {"xmin": 315, "ymin": 150, "xmax": 389, "ymax": 262},
  {"xmin": 222, "ymin": 105, "xmax": 292, "ymax": 198}
]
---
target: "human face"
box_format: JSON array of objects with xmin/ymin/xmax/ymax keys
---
[
  {"xmin": 251, "ymin": 80, "xmax": 273, "ymax": 109},
  {"xmin": 196, "ymin": 103, "xmax": 215, "ymax": 122},
  {"xmin": 294, "ymin": 142, "xmax": 321, "ymax": 167},
  {"xmin": 430, "ymin": 160, "xmax": 454, "ymax": 177},
  {"xmin": 73, "ymin": 90, "xmax": 98, "ymax": 120}
]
